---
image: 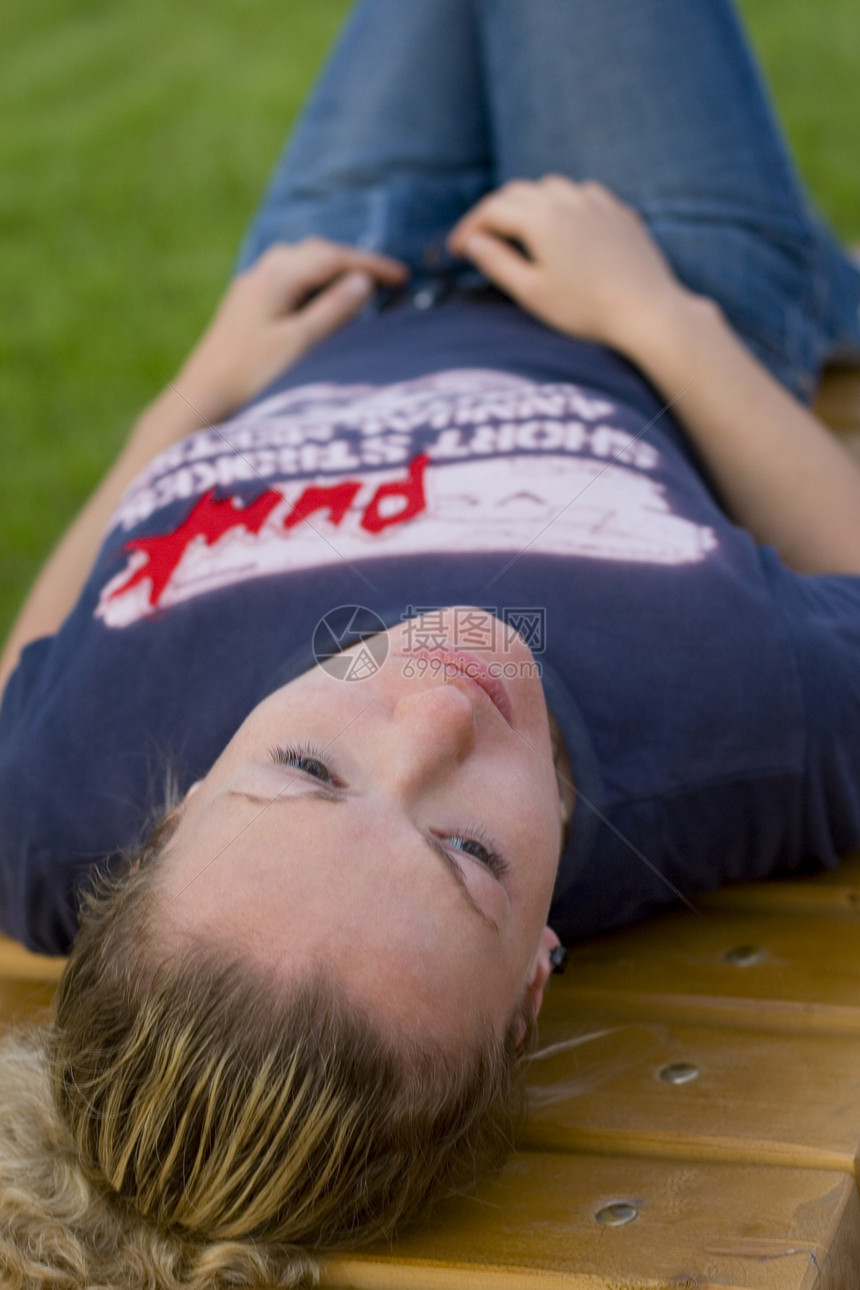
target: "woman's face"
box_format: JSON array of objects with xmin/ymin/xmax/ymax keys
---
[{"xmin": 158, "ymin": 608, "xmax": 565, "ymax": 1048}]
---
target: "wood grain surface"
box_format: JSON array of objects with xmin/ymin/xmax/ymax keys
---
[{"xmin": 322, "ymin": 1154, "xmax": 860, "ymax": 1289}]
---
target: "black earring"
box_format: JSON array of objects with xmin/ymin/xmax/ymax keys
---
[{"xmin": 549, "ymin": 945, "xmax": 568, "ymax": 975}]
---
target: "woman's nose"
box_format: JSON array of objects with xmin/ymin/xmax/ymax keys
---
[{"xmin": 380, "ymin": 680, "xmax": 478, "ymax": 791}]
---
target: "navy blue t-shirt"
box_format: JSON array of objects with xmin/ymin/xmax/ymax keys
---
[{"xmin": 3, "ymin": 294, "xmax": 860, "ymax": 954}]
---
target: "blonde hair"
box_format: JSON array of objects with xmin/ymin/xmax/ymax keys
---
[{"xmin": 0, "ymin": 818, "xmax": 533, "ymax": 1289}]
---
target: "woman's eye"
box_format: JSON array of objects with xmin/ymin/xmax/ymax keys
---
[
  {"xmin": 445, "ymin": 833, "xmax": 508, "ymax": 880},
  {"xmin": 270, "ymin": 745, "xmax": 337, "ymax": 786}
]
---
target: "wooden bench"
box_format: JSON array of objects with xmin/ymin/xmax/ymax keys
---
[{"xmin": 2, "ymin": 364, "xmax": 860, "ymax": 1288}]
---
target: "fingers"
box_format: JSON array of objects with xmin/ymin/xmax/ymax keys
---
[
  {"xmin": 255, "ymin": 238, "xmax": 408, "ymax": 312},
  {"xmin": 449, "ymin": 175, "xmax": 625, "ymax": 253},
  {"xmin": 457, "ymin": 230, "xmax": 536, "ymax": 301},
  {"xmin": 448, "ymin": 182, "xmax": 539, "ymax": 258},
  {"xmin": 285, "ymin": 270, "xmax": 376, "ymax": 353},
  {"xmin": 448, "ymin": 185, "xmax": 547, "ymax": 300}
]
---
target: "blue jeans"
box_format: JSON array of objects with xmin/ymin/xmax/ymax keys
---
[{"xmin": 236, "ymin": 0, "xmax": 860, "ymax": 403}]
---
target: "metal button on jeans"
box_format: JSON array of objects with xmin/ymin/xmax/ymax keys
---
[{"xmin": 413, "ymin": 286, "xmax": 439, "ymax": 310}]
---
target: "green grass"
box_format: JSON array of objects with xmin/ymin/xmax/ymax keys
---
[{"xmin": 1, "ymin": 0, "xmax": 858, "ymax": 640}]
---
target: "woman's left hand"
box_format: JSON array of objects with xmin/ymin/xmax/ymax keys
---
[
  {"xmin": 448, "ymin": 176, "xmax": 691, "ymax": 356},
  {"xmin": 171, "ymin": 238, "xmax": 409, "ymax": 428}
]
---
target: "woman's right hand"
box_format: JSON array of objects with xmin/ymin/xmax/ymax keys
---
[
  {"xmin": 171, "ymin": 238, "xmax": 409, "ymax": 430},
  {"xmin": 447, "ymin": 176, "xmax": 694, "ymax": 356}
]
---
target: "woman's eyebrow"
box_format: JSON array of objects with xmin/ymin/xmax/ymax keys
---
[
  {"xmin": 229, "ymin": 788, "xmax": 500, "ymax": 932},
  {"xmin": 231, "ymin": 787, "xmax": 343, "ymax": 807}
]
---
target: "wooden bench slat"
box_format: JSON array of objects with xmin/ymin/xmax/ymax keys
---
[
  {"xmin": 551, "ymin": 907, "xmax": 860, "ymax": 1034},
  {"xmin": 522, "ymin": 1008, "xmax": 860, "ymax": 1173},
  {"xmin": 322, "ymin": 1154, "xmax": 860, "ymax": 1289},
  {"xmin": 697, "ymin": 853, "xmax": 860, "ymax": 915},
  {"xmin": 804, "ymin": 852, "xmax": 860, "ymax": 888},
  {"xmin": 0, "ymin": 977, "xmax": 56, "ymax": 1034},
  {"xmin": 697, "ymin": 882, "xmax": 860, "ymax": 915},
  {"xmin": 0, "ymin": 933, "xmax": 65, "ymax": 983}
]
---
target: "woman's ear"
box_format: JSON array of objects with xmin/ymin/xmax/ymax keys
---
[
  {"xmin": 525, "ymin": 926, "xmax": 562, "ymax": 1021},
  {"xmin": 509, "ymin": 927, "xmax": 562, "ymax": 1065}
]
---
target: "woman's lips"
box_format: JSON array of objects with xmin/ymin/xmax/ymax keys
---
[{"xmin": 403, "ymin": 647, "xmax": 513, "ymax": 723}]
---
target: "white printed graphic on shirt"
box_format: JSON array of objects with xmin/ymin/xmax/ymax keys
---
[{"xmin": 97, "ymin": 369, "xmax": 717, "ymax": 627}]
